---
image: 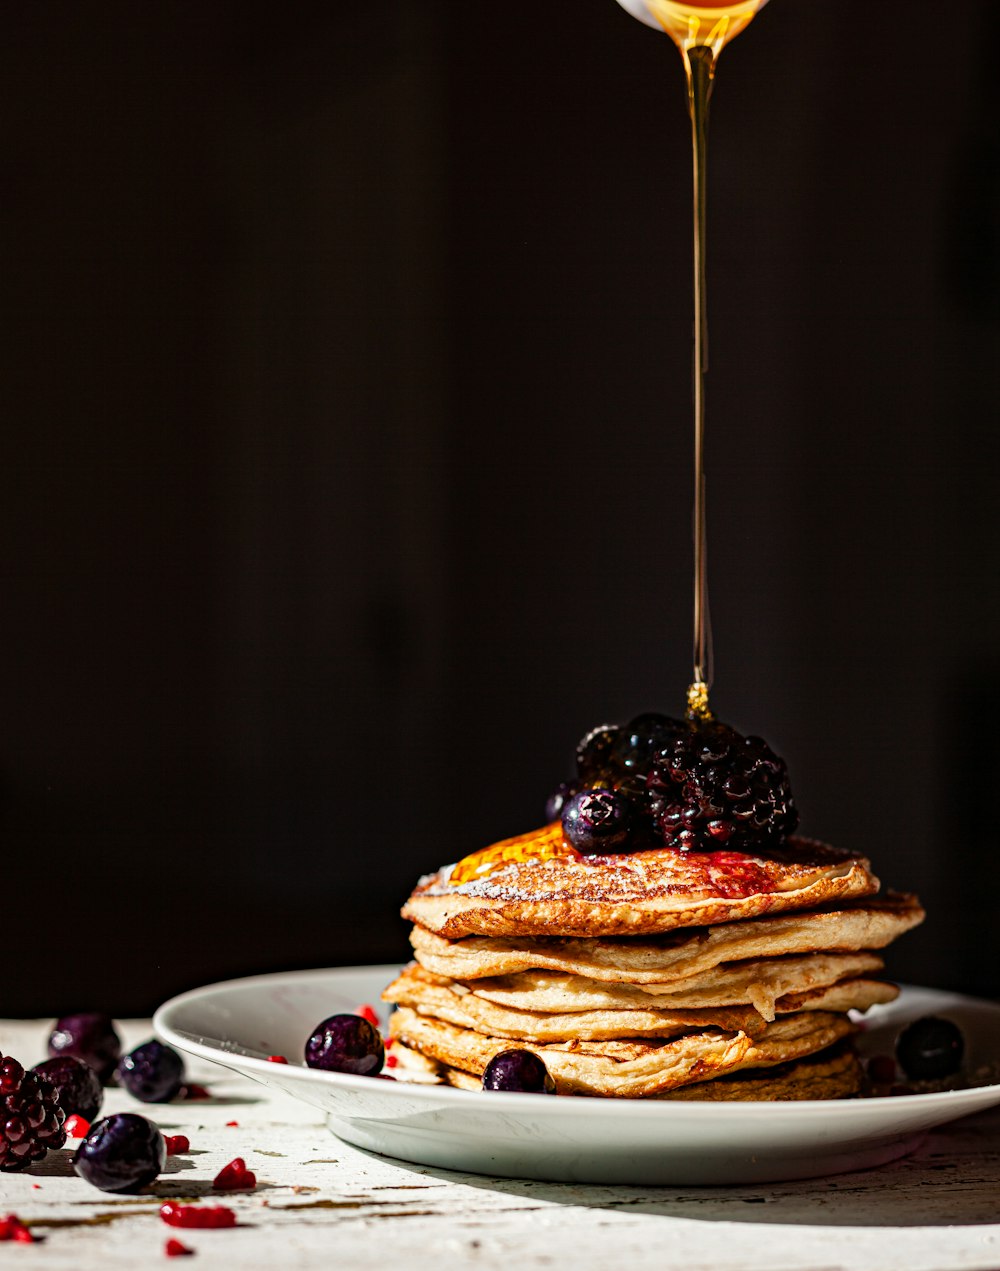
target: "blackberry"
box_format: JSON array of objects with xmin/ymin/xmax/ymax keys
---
[
  {"xmin": 31, "ymin": 1056, "xmax": 103, "ymax": 1122},
  {"xmin": 0, "ymin": 1052, "xmax": 67, "ymax": 1172},
  {"xmin": 646, "ymin": 720, "xmax": 797, "ymax": 854}
]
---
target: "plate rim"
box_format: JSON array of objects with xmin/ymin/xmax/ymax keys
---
[{"xmin": 153, "ymin": 965, "xmax": 1000, "ymax": 1117}]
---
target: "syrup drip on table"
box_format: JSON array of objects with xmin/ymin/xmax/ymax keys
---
[{"xmin": 646, "ymin": 0, "xmax": 769, "ymax": 721}]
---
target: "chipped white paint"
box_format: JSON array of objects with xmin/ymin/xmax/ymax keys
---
[{"xmin": 2, "ymin": 1018, "xmax": 999, "ymax": 1270}]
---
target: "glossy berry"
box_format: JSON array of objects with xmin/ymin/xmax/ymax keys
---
[
  {"xmin": 482, "ymin": 1049, "xmax": 556, "ymax": 1094},
  {"xmin": 896, "ymin": 1016, "xmax": 964, "ymax": 1081},
  {"xmin": 0, "ymin": 1213, "xmax": 36, "ymax": 1243},
  {"xmin": 647, "ymin": 720, "xmax": 797, "ymax": 854},
  {"xmin": 32, "ymin": 1055, "xmax": 103, "ymax": 1121},
  {"xmin": 164, "ymin": 1134, "xmax": 190, "ymax": 1155},
  {"xmin": 561, "ymin": 788, "xmax": 633, "ymax": 853},
  {"xmin": 213, "ymin": 1157, "xmax": 256, "ymax": 1190},
  {"xmin": 613, "ymin": 713, "xmax": 684, "ymax": 776},
  {"xmin": 48, "ymin": 1014, "xmax": 121, "ymax": 1083},
  {"xmin": 545, "ymin": 780, "xmax": 579, "ymax": 824},
  {"xmin": 161, "ymin": 1203, "xmax": 237, "ymax": 1229},
  {"xmin": 117, "ymin": 1041, "xmax": 186, "ymax": 1103},
  {"xmin": 63, "ymin": 1115, "xmax": 91, "ymax": 1138},
  {"xmin": 575, "ymin": 723, "xmax": 621, "ymax": 785},
  {"xmin": 0, "ymin": 1052, "xmax": 67, "ymax": 1172},
  {"xmin": 73, "ymin": 1113, "xmax": 165, "ymax": 1193},
  {"xmin": 304, "ymin": 1015, "xmax": 384, "ymax": 1075},
  {"xmin": 165, "ymin": 1238, "xmax": 194, "ymax": 1257}
]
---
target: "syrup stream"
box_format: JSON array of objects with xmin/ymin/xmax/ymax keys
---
[{"xmin": 647, "ymin": 1, "xmax": 767, "ymax": 719}]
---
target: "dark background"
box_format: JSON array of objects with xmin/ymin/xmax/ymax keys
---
[{"xmin": 3, "ymin": 1, "xmax": 998, "ymax": 1017}]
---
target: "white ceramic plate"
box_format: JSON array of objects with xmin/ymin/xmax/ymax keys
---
[{"xmin": 154, "ymin": 968, "xmax": 1000, "ymax": 1186}]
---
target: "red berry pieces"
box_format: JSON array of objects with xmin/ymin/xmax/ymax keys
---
[
  {"xmin": 212, "ymin": 1158, "xmax": 256, "ymax": 1191},
  {"xmin": 182, "ymin": 1084, "xmax": 211, "ymax": 1101},
  {"xmin": 385, "ymin": 1053, "xmax": 399, "ymax": 1069},
  {"xmin": 224, "ymin": 1120, "xmax": 238, "ymax": 1128},
  {"xmin": 266, "ymin": 1055, "xmax": 288, "ymax": 1064},
  {"xmin": 64, "ymin": 1115, "xmax": 91, "ymax": 1138},
  {"xmin": 0, "ymin": 1052, "xmax": 67, "ymax": 1172},
  {"xmin": 164, "ymin": 1135, "xmax": 190, "ymax": 1155},
  {"xmin": 355, "ymin": 1004, "xmax": 380, "ymax": 1028},
  {"xmin": 165, "ymin": 1238, "xmax": 194, "ymax": 1257},
  {"xmin": 161, "ymin": 1203, "xmax": 237, "ymax": 1229},
  {"xmin": 0, "ymin": 1214, "xmax": 36, "ymax": 1243}
]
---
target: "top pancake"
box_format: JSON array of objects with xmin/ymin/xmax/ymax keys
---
[{"xmin": 403, "ymin": 824, "xmax": 879, "ymax": 939}]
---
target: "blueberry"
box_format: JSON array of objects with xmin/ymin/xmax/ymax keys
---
[
  {"xmin": 117, "ymin": 1041, "xmax": 186, "ymax": 1103},
  {"xmin": 48, "ymin": 1013, "xmax": 122, "ymax": 1084},
  {"xmin": 73, "ymin": 1112, "xmax": 166, "ymax": 1193},
  {"xmin": 304, "ymin": 1015, "xmax": 384, "ymax": 1075},
  {"xmin": 561, "ymin": 788, "xmax": 633, "ymax": 853},
  {"xmin": 545, "ymin": 781, "xmax": 579, "ymax": 823},
  {"xmin": 896, "ymin": 1016, "xmax": 964, "ymax": 1081},
  {"xmin": 482, "ymin": 1049, "xmax": 556, "ymax": 1094},
  {"xmin": 31, "ymin": 1056, "xmax": 104, "ymax": 1121}
]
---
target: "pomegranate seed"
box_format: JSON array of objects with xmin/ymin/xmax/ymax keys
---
[
  {"xmin": 182, "ymin": 1084, "xmax": 211, "ymax": 1101},
  {"xmin": 63, "ymin": 1114, "xmax": 91, "ymax": 1138},
  {"xmin": 355, "ymin": 1005, "xmax": 380, "ymax": 1028},
  {"xmin": 385, "ymin": 1054, "xmax": 399, "ymax": 1069},
  {"xmin": 225, "ymin": 1120, "xmax": 238, "ymax": 1127},
  {"xmin": 164, "ymin": 1135, "xmax": 191, "ymax": 1155},
  {"xmin": 266, "ymin": 1056, "xmax": 288, "ymax": 1064},
  {"xmin": 165, "ymin": 1238, "xmax": 194, "ymax": 1257},
  {"xmin": 212, "ymin": 1158, "xmax": 256, "ymax": 1192},
  {"xmin": 0, "ymin": 1214, "xmax": 35, "ymax": 1243},
  {"xmin": 161, "ymin": 1203, "xmax": 236, "ymax": 1230}
]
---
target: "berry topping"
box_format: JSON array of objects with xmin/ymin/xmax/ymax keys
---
[
  {"xmin": 561, "ymin": 788, "xmax": 633, "ymax": 854},
  {"xmin": 212, "ymin": 1157, "xmax": 256, "ymax": 1191},
  {"xmin": 0, "ymin": 1213, "xmax": 36, "ymax": 1243},
  {"xmin": 165, "ymin": 1238, "xmax": 194, "ymax": 1257},
  {"xmin": 482, "ymin": 1049, "xmax": 556, "ymax": 1094},
  {"xmin": 613, "ymin": 713, "xmax": 684, "ymax": 776},
  {"xmin": 305, "ymin": 1015, "xmax": 384, "ymax": 1075},
  {"xmin": 896, "ymin": 1016, "xmax": 965, "ymax": 1081},
  {"xmin": 63, "ymin": 1115, "xmax": 91, "ymax": 1138},
  {"xmin": 545, "ymin": 780, "xmax": 580, "ymax": 823},
  {"xmin": 73, "ymin": 1113, "xmax": 166, "ymax": 1193},
  {"xmin": 0, "ymin": 1053, "xmax": 67, "ymax": 1172},
  {"xmin": 47, "ymin": 1014, "xmax": 121, "ymax": 1083},
  {"xmin": 117, "ymin": 1041, "xmax": 186, "ymax": 1103},
  {"xmin": 164, "ymin": 1135, "xmax": 190, "ymax": 1155},
  {"xmin": 161, "ymin": 1203, "xmax": 237, "ymax": 1229},
  {"xmin": 646, "ymin": 720, "xmax": 797, "ymax": 853},
  {"xmin": 575, "ymin": 724, "xmax": 621, "ymax": 785},
  {"xmin": 32, "ymin": 1055, "xmax": 103, "ymax": 1121}
]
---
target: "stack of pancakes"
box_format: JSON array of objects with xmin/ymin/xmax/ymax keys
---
[{"xmin": 384, "ymin": 824, "xmax": 923, "ymax": 1099}]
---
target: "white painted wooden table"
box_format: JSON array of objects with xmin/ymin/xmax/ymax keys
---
[{"xmin": 2, "ymin": 1018, "xmax": 1000, "ymax": 1270}]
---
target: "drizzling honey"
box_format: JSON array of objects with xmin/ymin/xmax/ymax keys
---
[
  {"xmin": 449, "ymin": 822, "xmax": 576, "ymax": 885},
  {"xmin": 645, "ymin": 0, "xmax": 769, "ymax": 720}
]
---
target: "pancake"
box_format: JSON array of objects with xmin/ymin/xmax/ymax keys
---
[
  {"xmin": 409, "ymin": 893, "xmax": 923, "ymax": 983},
  {"xmin": 384, "ymin": 963, "xmax": 769, "ymax": 1041},
  {"xmin": 403, "ymin": 825, "xmax": 879, "ymax": 939},
  {"xmin": 462, "ymin": 951, "xmax": 886, "ymax": 1021},
  {"xmin": 388, "ymin": 1005, "xmax": 856, "ymax": 1098},
  {"xmin": 439, "ymin": 1044, "xmax": 863, "ymax": 1101}
]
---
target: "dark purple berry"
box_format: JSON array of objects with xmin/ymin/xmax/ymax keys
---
[
  {"xmin": 48, "ymin": 1013, "xmax": 121, "ymax": 1083},
  {"xmin": 545, "ymin": 781, "xmax": 579, "ymax": 823},
  {"xmin": 482, "ymin": 1049, "xmax": 556, "ymax": 1094},
  {"xmin": 0, "ymin": 1052, "xmax": 67, "ymax": 1172},
  {"xmin": 31, "ymin": 1056, "xmax": 103, "ymax": 1122},
  {"xmin": 73, "ymin": 1112, "xmax": 165, "ymax": 1193},
  {"xmin": 612, "ymin": 712, "xmax": 685, "ymax": 775},
  {"xmin": 575, "ymin": 723, "xmax": 622, "ymax": 785},
  {"xmin": 117, "ymin": 1041, "xmax": 185, "ymax": 1103},
  {"xmin": 896, "ymin": 1017, "xmax": 964, "ymax": 1081},
  {"xmin": 646, "ymin": 720, "xmax": 797, "ymax": 854},
  {"xmin": 561, "ymin": 788, "xmax": 633, "ymax": 853},
  {"xmin": 305, "ymin": 1015, "xmax": 384, "ymax": 1075}
]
